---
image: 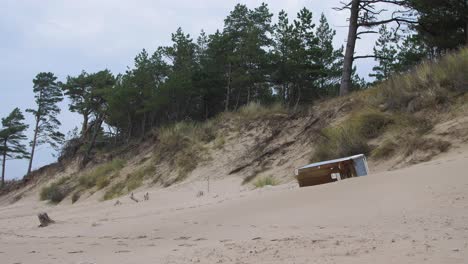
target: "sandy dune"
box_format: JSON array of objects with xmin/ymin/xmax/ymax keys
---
[{"xmin": 1, "ymin": 150, "xmax": 468, "ymax": 264}]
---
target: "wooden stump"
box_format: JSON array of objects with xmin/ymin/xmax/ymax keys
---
[{"xmin": 38, "ymin": 212, "xmax": 55, "ymax": 227}]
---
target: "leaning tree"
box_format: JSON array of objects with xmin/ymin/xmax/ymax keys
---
[
  {"xmin": 336, "ymin": 0, "xmax": 417, "ymax": 96},
  {"xmin": 0, "ymin": 108, "xmax": 29, "ymax": 187},
  {"xmin": 26, "ymin": 72, "xmax": 64, "ymax": 176}
]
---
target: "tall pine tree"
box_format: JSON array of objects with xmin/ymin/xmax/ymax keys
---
[
  {"xmin": 315, "ymin": 13, "xmax": 343, "ymax": 96},
  {"xmin": 370, "ymin": 25, "xmax": 400, "ymax": 82},
  {"xmin": 26, "ymin": 72, "xmax": 64, "ymax": 175},
  {"xmin": 0, "ymin": 108, "xmax": 29, "ymax": 186}
]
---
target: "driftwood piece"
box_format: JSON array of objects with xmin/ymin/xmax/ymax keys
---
[
  {"xmin": 130, "ymin": 193, "xmax": 139, "ymax": 203},
  {"xmin": 38, "ymin": 212, "xmax": 55, "ymax": 227}
]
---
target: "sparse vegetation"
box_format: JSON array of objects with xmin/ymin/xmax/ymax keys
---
[
  {"xmin": 213, "ymin": 135, "xmax": 226, "ymax": 149},
  {"xmin": 372, "ymin": 139, "xmax": 398, "ymax": 159},
  {"xmin": 103, "ymin": 165, "xmax": 155, "ymax": 200},
  {"xmin": 39, "ymin": 159, "xmax": 125, "ymax": 203},
  {"xmin": 103, "ymin": 181, "xmax": 126, "ymax": 200},
  {"xmin": 311, "ymin": 47, "xmax": 468, "ymax": 163},
  {"xmin": 403, "ymin": 137, "xmax": 451, "ymax": 158},
  {"xmin": 254, "ymin": 176, "xmax": 278, "ymax": 188},
  {"xmin": 78, "ymin": 159, "xmax": 125, "ymax": 190},
  {"xmin": 352, "ymin": 110, "xmax": 393, "ymax": 139},
  {"xmin": 154, "ymin": 121, "xmax": 214, "ymax": 184},
  {"xmin": 237, "ymin": 102, "xmax": 287, "ymax": 120},
  {"xmin": 40, "ymin": 176, "xmax": 72, "ymax": 203},
  {"xmin": 373, "ymin": 48, "xmax": 468, "ymax": 112},
  {"xmin": 71, "ymin": 191, "xmax": 81, "ymax": 204},
  {"xmin": 312, "ymin": 123, "xmax": 370, "ymax": 162}
]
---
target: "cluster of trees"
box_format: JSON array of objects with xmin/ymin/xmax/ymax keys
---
[
  {"xmin": 1, "ymin": 2, "xmax": 466, "ymax": 186},
  {"xmin": 62, "ymin": 5, "xmax": 350, "ymax": 145},
  {"xmin": 338, "ymin": 0, "xmax": 467, "ymax": 93}
]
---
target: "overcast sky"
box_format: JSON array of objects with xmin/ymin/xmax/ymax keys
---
[{"xmin": 0, "ymin": 0, "xmax": 380, "ymax": 180}]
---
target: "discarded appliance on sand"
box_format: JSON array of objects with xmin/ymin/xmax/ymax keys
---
[{"xmin": 295, "ymin": 154, "xmax": 369, "ymax": 187}]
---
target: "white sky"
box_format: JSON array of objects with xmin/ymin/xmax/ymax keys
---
[{"xmin": 0, "ymin": 0, "xmax": 381, "ymax": 180}]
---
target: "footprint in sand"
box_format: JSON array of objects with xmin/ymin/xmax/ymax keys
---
[
  {"xmin": 174, "ymin": 236, "xmax": 191, "ymax": 240},
  {"xmin": 115, "ymin": 250, "xmax": 131, "ymax": 253},
  {"xmin": 67, "ymin": 250, "xmax": 84, "ymax": 254},
  {"xmin": 178, "ymin": 243, "xmax": 196, "ymax": 247}
]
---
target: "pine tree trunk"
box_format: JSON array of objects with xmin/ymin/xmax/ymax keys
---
[
  {"xmin": 81, "ymin": 113, "xmax": 88, "ymax": 138},
  {"xmin": 465, "ymin": 0, "xmax": 468, "ymax": 45},
  {"xmin": 27, "ymin": 115, "xmax": 40, "ymax": 176},
  {"xmin": 82, "ymin": 117, "xmax": 104, "ymax": 167},
  {"xmin": 127, "ymin": 112, "xmax": 132, "ymax": 143},
  {"xmin": 294, "ymin": 86, "xmax": 301, "ymax": 111},
  {"xmin": 339, "ymin": 0, "xmax": 360, "ymax": 96},
  {"xmin": 141, "ymin": 112, "xmax": 146, "ymax": 138},
  {"xmin": 1, "ymin": 140, "xmax": 6, "ymax": 188},
  {"xmin": 225, "ymin": 63, "xmax": 232, "ymax": 112}
]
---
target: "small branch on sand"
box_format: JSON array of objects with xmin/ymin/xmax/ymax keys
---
[{"xmin": 130, "ymin": 193, "xmax": 139, "ymax": 203}]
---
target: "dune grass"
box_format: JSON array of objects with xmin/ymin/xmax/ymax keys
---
[
  {"xmin": 371, "ymin": 48, "xmax": 468, "ymax": 112},
  {"xmin": 154, "ymin": 121, "xmax": 215, "ymax": 184},
  {"xmin": 78, "ymin": 159, "xmax": 125, "ymax": 190},
  {"xmin": 311, "ymin": 110, "xmax": 392, "ymax": 162},
  {"xmin": 103, "ymin": 165, "xmax": 156, "ymax": 200},
  {"xmin": 312, "ymin": 48, "xmax": 468, "ymax": 162},
  {"xmin": 254, "ymin": 176, "xmax": 279, "ymax": 188},
  {"xmin": 237, "ymin": 102, "xmax": 287, "ymax": 120},
  {"xmin": 39, "ymin": 159, "xmax": 125, "ymax": 203},
  {"xmin": 371, "ymin": 139, "xmax": 398, "ymax": 159},
  {"xmin": 39, "ymin": 176, "xmax": 73, "ymax": 203}
]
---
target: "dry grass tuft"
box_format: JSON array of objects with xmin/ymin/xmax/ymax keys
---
[
  {"xmin": 40, "ymin": 176, "xmax": 73, "ymax": 203},
  {"xmin": 310, "ymin": 110, "xmax": 391, "ymax": 162},
  {"xmin": 154, "ymin": 121, "xmax": 215, "ymax": 184},
  {"xmin": 103, "ymin": 165, "xmax": 155, "ymax": 200},
  {"xmin": 78, "ymin": 159, "xmax": 125, "ymax": 190},
  {"xmin": 237, "ymin": 102, "xmax": 287, "ymax": 120},
  {"xmin": 71, "ymin": 192, "xmax": 81, "ymax": 204},
  {"xmin": 352, "ymin": 110, "xmax": 394, "ymax": 139},
  {"xmin": 103, "ymin": 182, "xmax": 126, "ymax": 200},
  {"xmin": 254, "ymin": 176, "xmax": 279, "ymax": 188},
  {"xmin": 312, "ymin": 125, "xmax": 370, "ymax": 162},
  {"xmin": 373, "ymin": 48, "xmax": 468, "ymax": 112},
  {"xmin": 372, "ymin": 139, "xmax": 398, "ymax": 159}
]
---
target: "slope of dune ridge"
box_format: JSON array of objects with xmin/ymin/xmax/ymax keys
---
[
  {"xmin": 1, "ymin": 48, "xmax": 467, "ymax": 263},
  {"xmin": 0, "ymin": 146, "xmax": 467, "ymax": 263}
]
